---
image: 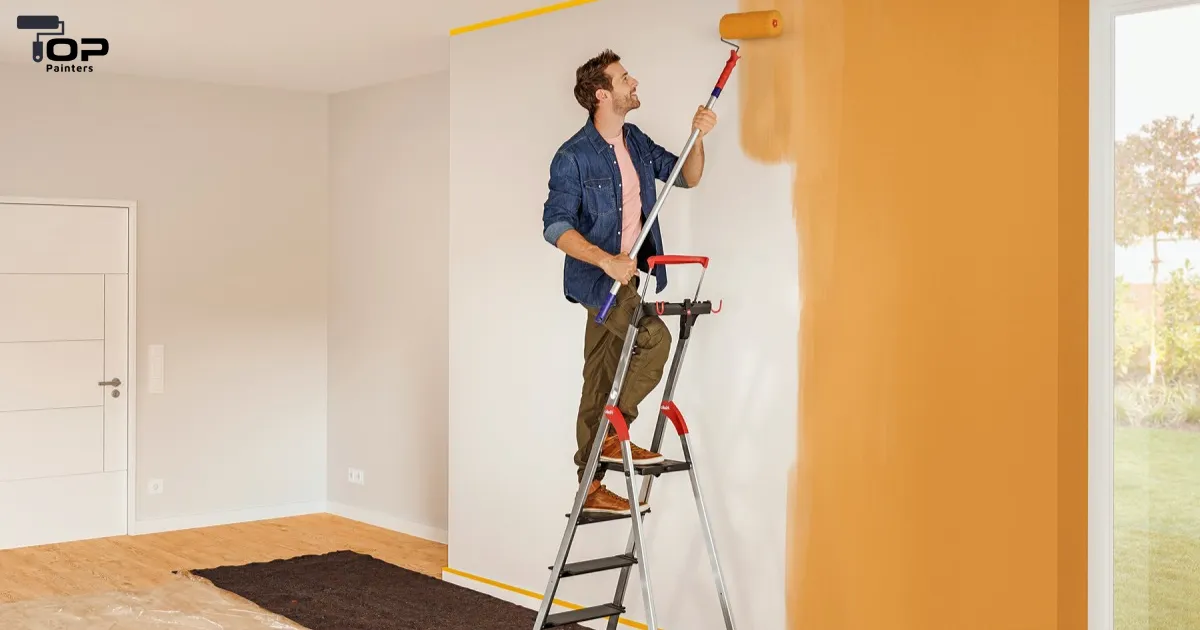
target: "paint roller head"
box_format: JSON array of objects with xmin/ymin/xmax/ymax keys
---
[{"xmin": 719, "ymin": 9, "xmax": 783, "ymax": 40}]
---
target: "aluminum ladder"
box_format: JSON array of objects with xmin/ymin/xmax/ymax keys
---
[{"xmin": 532, "ymin": 255, "xmax": 737, "ymax": 630}]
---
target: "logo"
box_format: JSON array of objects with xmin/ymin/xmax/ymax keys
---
[{"xmin": 16, "ymin": 15, "xmax": 108, "ymax": 73}]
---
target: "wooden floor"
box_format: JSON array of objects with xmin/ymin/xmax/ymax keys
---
[{"xmin": 0, "ymin": 514, "xmax": 447, "ymax": 604}]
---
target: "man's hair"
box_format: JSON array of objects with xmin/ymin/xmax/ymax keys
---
[{"xmin": 574, "ymin": 49, "xmax": 621, "ymax": 116}]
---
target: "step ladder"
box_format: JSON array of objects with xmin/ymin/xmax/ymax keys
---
[{"xmin": 532, "ymin": 254, "xmax": 737, "ymax": 630}]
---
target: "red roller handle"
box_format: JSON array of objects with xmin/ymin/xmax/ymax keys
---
[
  {"xmin": 712, "ymin": 49, "xmax": 740, "ymax": 95},
  {"xmin": 647, "ymin": 255, "xmax": 710, "ymax": 270}
]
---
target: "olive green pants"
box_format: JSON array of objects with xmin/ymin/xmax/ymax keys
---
[{"xmin": 574, "ymin": 278, "xmax": 672, "ymax": 482}]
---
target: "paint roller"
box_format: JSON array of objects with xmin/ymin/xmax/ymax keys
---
[
  {"xmin": 16, "ymin": 15, "xmax": 64, "ymax": 63},
  {"xmin": 594, "ymin": 10, "xmax": 784, "ymax": 324}
]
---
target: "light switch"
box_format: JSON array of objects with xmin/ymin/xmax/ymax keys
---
[{"xmin": 148, "ymin": 344, "xmax": 164, "ymax": 394}]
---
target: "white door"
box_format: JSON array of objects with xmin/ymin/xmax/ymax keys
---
[{"xmin": 0, "ymin": 200, "xmax": 133, "ymax": 549}]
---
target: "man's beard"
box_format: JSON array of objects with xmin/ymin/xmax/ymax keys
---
[{"xmin": 616, "ymin": 92, "xmax": 640, "ymax": 114}]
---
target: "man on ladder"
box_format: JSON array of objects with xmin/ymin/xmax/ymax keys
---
[
  {"xmin": 532, "ymin": 14, "xmax": 778, "ymax": 628},
  {"xmin": 541, "ymin": 49, "xmax": 717, "ymax": 516}
]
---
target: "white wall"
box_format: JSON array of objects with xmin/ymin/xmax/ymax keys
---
[
  {"xmin": 0, "ymin": 63, "xmax": 330, "ymax": 526},
  {"xmin": 327, "ymin": 70, "xmax": 450, "ymax": 542},
  {"xmin": 447, "ymin": 1, "xmax": 798, "ymax": 628}
]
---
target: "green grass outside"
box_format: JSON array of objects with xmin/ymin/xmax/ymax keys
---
[{"xmin": 1115, "ymin": 425, "xmax": 1200, "ymax": 630}]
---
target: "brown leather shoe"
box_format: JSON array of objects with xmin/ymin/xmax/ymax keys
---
[
  {"xmin": 583, "ymin": 480, "xmax": 649, "ymax": 515},
  {"xmin": 599, "ymin": 433, "xmax": 665, "ymax": 465}
]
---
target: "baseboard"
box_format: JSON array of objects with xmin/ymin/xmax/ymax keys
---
[
  {"xmin": 442, "ymin": 567, "xmax": 653, "ymax": 630},
  {"xmin": 325, "ymin": 501, "xmax": 448, "ymax": 544},
  {"xmin": 131, "ymin": 500, "xmax": 448, "ymax": 544},
  {"xmin": 132, "ymin": 501, "xmax": 325, "ymax": 535}
]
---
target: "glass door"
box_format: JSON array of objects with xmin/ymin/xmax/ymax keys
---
[{"xmin": 1110, "ymin": 3, "xmax": 1200, "ymax": 628}]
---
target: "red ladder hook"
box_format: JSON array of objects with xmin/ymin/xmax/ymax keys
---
[{"xmin": 712, "ymin": 299, "xmax": 722, "ymax": 314}]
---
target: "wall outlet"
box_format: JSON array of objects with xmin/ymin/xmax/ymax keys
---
[
  {"xmin": 148, "ymin": 478, "xmax": 164, "ymax": 494},
  {"xmin": 348, "ymin": 468, "xmax": 365, "ymax": 485}
]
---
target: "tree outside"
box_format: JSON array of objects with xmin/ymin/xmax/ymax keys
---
[{"xmin": 1115, "ymin": 114, "xmax": 1200, "ymax": 425}]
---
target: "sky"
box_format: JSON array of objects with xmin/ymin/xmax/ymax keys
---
[
  {"xmin": 1115, "ymin": 3, "xmax": 1200, "ymax": 139},
  {"xmin": 1113, "ymin": 2, "xmax": 1200, "ymax": 283}
]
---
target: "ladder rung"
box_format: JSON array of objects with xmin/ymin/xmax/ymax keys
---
[
  {"xmin": 543, "ymin": 604, "xmax": 624, "ymax": 628},
  {"xmin": 602, "ymin": 458, "xmax": 691, "ymax": 476},
  {"xmin": 569, "ymin": 508, "xmax": 651, "ymax": 526},
  {"xmin": 554, "ymin": 553, "xmax": 637, "ymax": 577}
]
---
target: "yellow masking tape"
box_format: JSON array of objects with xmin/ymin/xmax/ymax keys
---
[
  {"xmin": 441, "ymin": 566, "xmax": 655, "ymax": 629},
  {"xmin": 450, "ymin": 0, "xmax": 600, "ymax": 36}
]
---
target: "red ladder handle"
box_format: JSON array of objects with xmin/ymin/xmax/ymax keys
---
[
  {"xmin": 604, "ymin": 405, "xmax": 631, "ymax": 441},
  {"xmin": 647, "ymin": 255, "xmax": 709, "ymax": 270},
  {"xmin": 660, "ymin": 401, "xmax": 689, "ymax": 435}
]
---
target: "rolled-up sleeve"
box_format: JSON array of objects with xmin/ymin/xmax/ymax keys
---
[
  {"xmin": 542, "ymin": 150, "xmax": 582, "ymax": 246},
  {"xmin": 648, "ymin": 136, "xmax": 691, "ymax": 189}
]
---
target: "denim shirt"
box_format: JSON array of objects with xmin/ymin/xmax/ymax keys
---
[{"xmin": 541, "ymin": 118, "xmax": 688, "ymax": 309}]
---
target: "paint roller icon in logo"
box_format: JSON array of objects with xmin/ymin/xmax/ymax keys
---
[
  {"xmin": 16, "ymin": 15, "xmax": 109, "ymax": 65},
  {"xmin": 16, "ymin": 15, "xmax": 64, "ymax": 62}
]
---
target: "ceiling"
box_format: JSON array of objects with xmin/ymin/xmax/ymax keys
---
[{"xmin": 1, "ymin": 0, "xmax": 552, "ymax": 93}]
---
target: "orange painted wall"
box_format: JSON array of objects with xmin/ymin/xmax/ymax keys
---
[{"xmin": 735, "ymin": 0, "xmax": 1088, "ymax": 628}]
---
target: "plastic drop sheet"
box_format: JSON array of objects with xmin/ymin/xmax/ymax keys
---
[{"xmin": 0, "ymin": 573, "xmax": 307, "ymax": 629}]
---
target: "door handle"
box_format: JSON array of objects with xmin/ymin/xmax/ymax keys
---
[{"xmin": 99, "ymin": 377, "xmax": 122, "ymax": 387}]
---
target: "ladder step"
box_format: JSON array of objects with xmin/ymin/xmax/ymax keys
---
[
  {"xmin": 543, "ymin": 604, "xmax": 625, "ymax": 628},
  {"xmin": 602, "ymin": 458, "xmax": 691, "ymax": 476},
  {"xmin": 554, "ymin": 554, "xmax": 637, "ymax": 577},
  {"xmin": 569, "ymin": 508, "xmax": 651, "ymax": 526}
]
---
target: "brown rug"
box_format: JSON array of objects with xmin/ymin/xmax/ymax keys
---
[{"xmin": 189, "ymin": 550, "xmax": 588, "ymax": 630}]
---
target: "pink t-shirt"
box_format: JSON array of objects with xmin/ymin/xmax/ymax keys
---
[{"xmin": 603, "ymin": 130, "xmax": 643, "ymax": 254}]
